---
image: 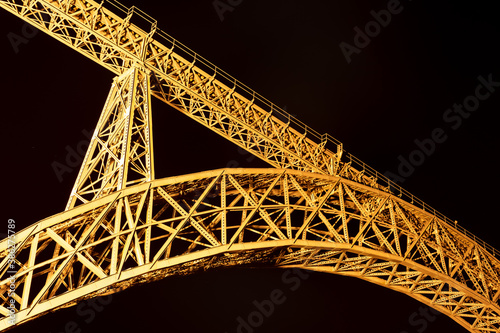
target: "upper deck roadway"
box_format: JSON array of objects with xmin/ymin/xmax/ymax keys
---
[{"xmin": 0, "ymin": 1, "xmax": 499, "ymax": 332}]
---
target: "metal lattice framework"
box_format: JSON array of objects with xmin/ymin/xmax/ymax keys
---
[
  {"xmin": 1, "ymin": 169, "xmax": 500, "ymax": 331},
  {"xmin": 66, "ymin": 65, "xmax": 154, "ymax": 209},
  {"xmin": 1, "ymin": 0, "xmax": 499, "ymax": 332}
]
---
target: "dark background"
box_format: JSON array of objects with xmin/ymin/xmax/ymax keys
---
[{"xmin": 1, "ymin": 0, "xmax": 499, "ymax": 332}]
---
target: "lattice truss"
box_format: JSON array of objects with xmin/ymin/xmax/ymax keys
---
[
  {"xmin": 66, "ymin": 66, "xmax": 154, "ymax": 209},
  {"xmin": 2, "ymin": 1, "xmax": 500, "ymax": 333},
  {"xmin": 0, "ymin": 170, "xmax": 499, "ymax": 332},
  {"xmin": 0, "ymin": 0, "xmax": 364, "ymax": 183}
]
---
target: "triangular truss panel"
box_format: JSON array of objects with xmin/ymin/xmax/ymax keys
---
[
  {"xmin": 67, "ymin": 66, "xmax": 154, "ymax": 209},
  {"xmin": 1, "ymin": 170, "xmax": 499, "ymax": 331},
  {"xmin": 1, "ymin": 1, "xmax": 500, "ymax": 333}
]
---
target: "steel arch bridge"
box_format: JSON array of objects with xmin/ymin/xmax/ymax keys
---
[{"xmin": 0, "ymin": 0, "xmax": 499, "ymax": 332}]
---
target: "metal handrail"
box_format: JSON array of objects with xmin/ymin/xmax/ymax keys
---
[{"xmin": 102, "ymin": 0, "xmax": 499, "ymax": 259}]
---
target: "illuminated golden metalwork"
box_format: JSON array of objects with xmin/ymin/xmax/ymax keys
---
[
  {"xmin": 2, "ymin": 169, "xmax": 500, "ymax": 332},
  {"xmin": 66, "ymin": 65, "xmax": 154, "ymax": 209},
  {"xmin": 0, "ymin": 1, "xmax": 499, "ymax": 332}
]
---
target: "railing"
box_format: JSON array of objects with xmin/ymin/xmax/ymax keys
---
[{"xmin": 103, "ymin": 0, "xmax": 499, "ymax": 260}]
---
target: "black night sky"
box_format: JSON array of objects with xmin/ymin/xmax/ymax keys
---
[{"xmin": 1, "ymin": 1, "xmax": 500, "ymax": 332}]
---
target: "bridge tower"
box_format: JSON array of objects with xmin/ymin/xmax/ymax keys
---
[{"xmin": 0, "ymin": 1, "xmax": 499, "ymax": 332}]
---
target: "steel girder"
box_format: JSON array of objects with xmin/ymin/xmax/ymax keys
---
[
  {"xmin": 2, "ymin": 1, "xmax": 500, "ymax": 332},
  {"xmin": 3, "ymin": 0, "xmax": 494, "ymax": 252},
  {"xmin": 2, "ymin": 0, "xmax": 488, "ymax": 250},
  {"xmin": 0, "ymin": 0, "xmax": 350, "ymax": 179},
  {"xmin": 1, "ymin": 169, "xmax": 499, "ymax": 332},
  {"xmin": 66, "ymin": 65, "xmax": 154, "ymax": 210}
]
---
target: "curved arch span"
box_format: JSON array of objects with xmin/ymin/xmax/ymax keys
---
[{"xmin": 1, "ymin": 168, "xmax": 499, "ymax": 332}]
